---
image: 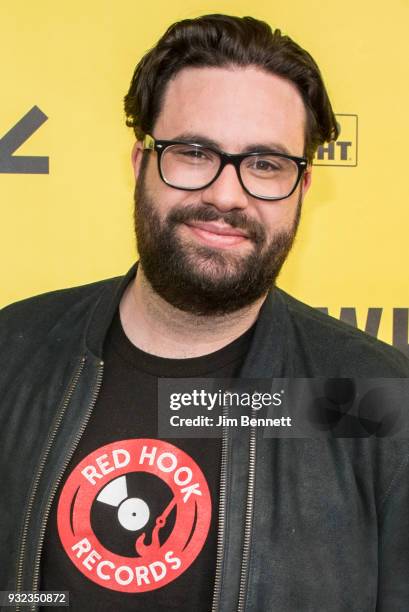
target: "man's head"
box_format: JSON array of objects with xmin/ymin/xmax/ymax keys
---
[{"xmin": 124, "ymin": 15, "xmax": 338, "ymax": 315}]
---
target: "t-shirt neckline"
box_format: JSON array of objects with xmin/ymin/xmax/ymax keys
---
[{"xmin": 106, "ymin": 311, "xmax": 256, "ymax": 377}]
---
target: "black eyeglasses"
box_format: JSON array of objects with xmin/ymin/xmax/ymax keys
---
[{"xmin": 143, "ymin": 133, "xmax": 308, "ymax": 201}]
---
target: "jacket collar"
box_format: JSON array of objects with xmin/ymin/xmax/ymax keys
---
[
  {"xmin": 239, "ymin": 286, "xmax": 289, "ymax": 378},
  {"xmin": 85, "ymin": 261, "xmax": 289, "ymax": 378},
  {"xmin": 85, "ymin": 263, "xmax": 138, "ymax": 358}
]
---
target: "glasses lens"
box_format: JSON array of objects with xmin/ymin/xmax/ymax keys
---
[
  {"xmin": 241, "ymin": 154, "xmax": 299, "ymax": 199},
  {"xmin": 160, "ymin": 144, "xmax": 220, "ymax": 189}
]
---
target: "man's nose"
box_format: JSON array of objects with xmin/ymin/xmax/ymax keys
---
[{"xmin": 200, "ymin": 163, "xmax": 249, "ymax": 212}]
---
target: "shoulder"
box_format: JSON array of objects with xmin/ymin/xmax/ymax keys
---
[
  {"xmin": 276, "ymin": 288, "xmax": 409, "ymax": 377},
  {"xmin": 0, "ymin": 271, "xmax": 134, "ymax": 400},
  {"xmin": 1, "ymin": 276, "xmax": 120, "ymax": 328},
  {"xmin": 0, "ymin": 275, "xmax": 123, "ymax": 358}
]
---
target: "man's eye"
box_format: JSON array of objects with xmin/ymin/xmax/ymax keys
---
[
  {"xmin": 250, "ymin": 159, "xmax": 280, "ymax": 172},
  {"xmin": 179, "ymin": 148, "xmax": 209, "ymax": 160}
]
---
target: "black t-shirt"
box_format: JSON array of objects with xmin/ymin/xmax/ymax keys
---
[{"xmin": 40, "ymin": 312, "xmax": 253, "ymax": 611}]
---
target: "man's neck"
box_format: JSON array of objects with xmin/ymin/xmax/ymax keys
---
[{"xmin": 119, "ymin": 266, "xmax": 266, "ymax": 358}]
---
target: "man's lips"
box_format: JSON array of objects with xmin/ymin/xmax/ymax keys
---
[{"xmin": 182, "ymin": 220, "xmax": 250, "ymax": 248}]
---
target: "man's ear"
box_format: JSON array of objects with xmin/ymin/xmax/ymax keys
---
[
  {"xmin": 131, "ymin": 140, "xmax": 144, "ymax": 180},
  {"xmin": 302, "ymin": 164, "xmax": 312, "ymax": 197}
]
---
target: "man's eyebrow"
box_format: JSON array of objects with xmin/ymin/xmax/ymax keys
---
[
  {"xmin": 170, "ymin": 133, "xmax": 221, "ymax": 149},
  {"xmin": 170, "ymin": 133, "xmax": 294, "ymax": 156},
  {"xmin": 241, "ymin": 142, "xmax": 293, "ymax": 156}
]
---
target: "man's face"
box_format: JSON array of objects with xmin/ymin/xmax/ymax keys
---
[{"xmin": 132, "ymin": 66, "xmax": 312, "ymax": 315}]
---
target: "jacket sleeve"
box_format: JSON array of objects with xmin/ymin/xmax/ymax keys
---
[{"xmin": 376, "ymin": 453, "xmax": 409, "ymax": 610}]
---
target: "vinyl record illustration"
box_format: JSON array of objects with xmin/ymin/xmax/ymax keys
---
[
  {"xmin": 91, "ymin": 472, "xmax": 175, "ymax": 557},
  {"xmin": 58, "ymin": 439, "xmax": 212, "ymax": 592}
]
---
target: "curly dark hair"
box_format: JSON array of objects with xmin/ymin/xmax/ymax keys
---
[{"xmin": 124, "ymin": 14, "xmax": 338, "ymax": 163}]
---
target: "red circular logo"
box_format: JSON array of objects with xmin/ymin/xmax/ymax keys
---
[{"xmin": 57, "ymin": 439, "xmax": 211, "ymax": 592}]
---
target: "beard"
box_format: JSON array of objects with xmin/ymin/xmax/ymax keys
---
[{"xmin": 134, "ymin": 171, "xmax": 302, "ymax": 316}]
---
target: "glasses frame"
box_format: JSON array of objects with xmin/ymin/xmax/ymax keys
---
[{"xmin": 143, "ymin": 133, "xmax": 308, "ymax": 201}]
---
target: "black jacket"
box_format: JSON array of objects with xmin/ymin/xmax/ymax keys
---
[{"xmin": 1, "ymin": 264, "xmax": 409, "ymax": 612}]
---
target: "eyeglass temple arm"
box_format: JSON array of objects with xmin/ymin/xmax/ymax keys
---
[{"xmin": 143, "ymin": 134, "xmax": 155, "ymax": 151}]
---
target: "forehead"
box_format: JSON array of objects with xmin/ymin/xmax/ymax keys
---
[{"xmin": 154, "ymin": 66, "xmax": 306, "ymax": 156}]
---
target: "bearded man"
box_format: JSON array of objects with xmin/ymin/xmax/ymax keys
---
[{"xmin": 1, "ymin": 14, "xmax": 409, "ymax": 612}]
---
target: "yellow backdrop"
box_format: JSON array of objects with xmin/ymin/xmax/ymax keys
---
[{"xmin": 1, "ymin": 1, "xmax": 408, "ymax": 354}]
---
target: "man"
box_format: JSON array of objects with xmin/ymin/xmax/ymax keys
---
[{"xmin": 1, "ymin": 14, "xmax": 408, "ymax": 612}]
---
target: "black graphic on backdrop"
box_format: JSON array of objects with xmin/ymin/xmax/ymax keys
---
[
  {"xmin": 317, "ymin": 307, "xmax": 409, "ymax": 358},
  {"xmin": 0, "ymin": 106, "xmax": 48, "ymax": 174}
]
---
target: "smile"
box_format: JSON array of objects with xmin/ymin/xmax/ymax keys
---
[{"xmin": 182, "ymin": 221, "xmax": 250, "ymax": 249}]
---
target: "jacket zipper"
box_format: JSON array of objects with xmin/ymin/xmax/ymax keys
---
[
  {"xmin": 15, "ymin": 355, "xmax": 87, "ymax": 607},
  {"xmin": 211, "ymin": 405, "xmax": 229, "ymax": 612},
  {"xmin": 237, "ymin": 422, "xmax": 257, "ymax": 612},
  {"xmin": 15, "ymin": 355, "xmax": 104, "ymax": 612}
]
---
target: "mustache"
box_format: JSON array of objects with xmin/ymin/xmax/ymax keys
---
[{"xmin": 166, "ymin": 203, "xmax": 266, "ymax": 244}]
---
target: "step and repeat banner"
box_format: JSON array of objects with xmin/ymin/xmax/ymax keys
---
[{"xmin": 1, "ymin": 1, "xmax": 408, "ymax": 355}]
